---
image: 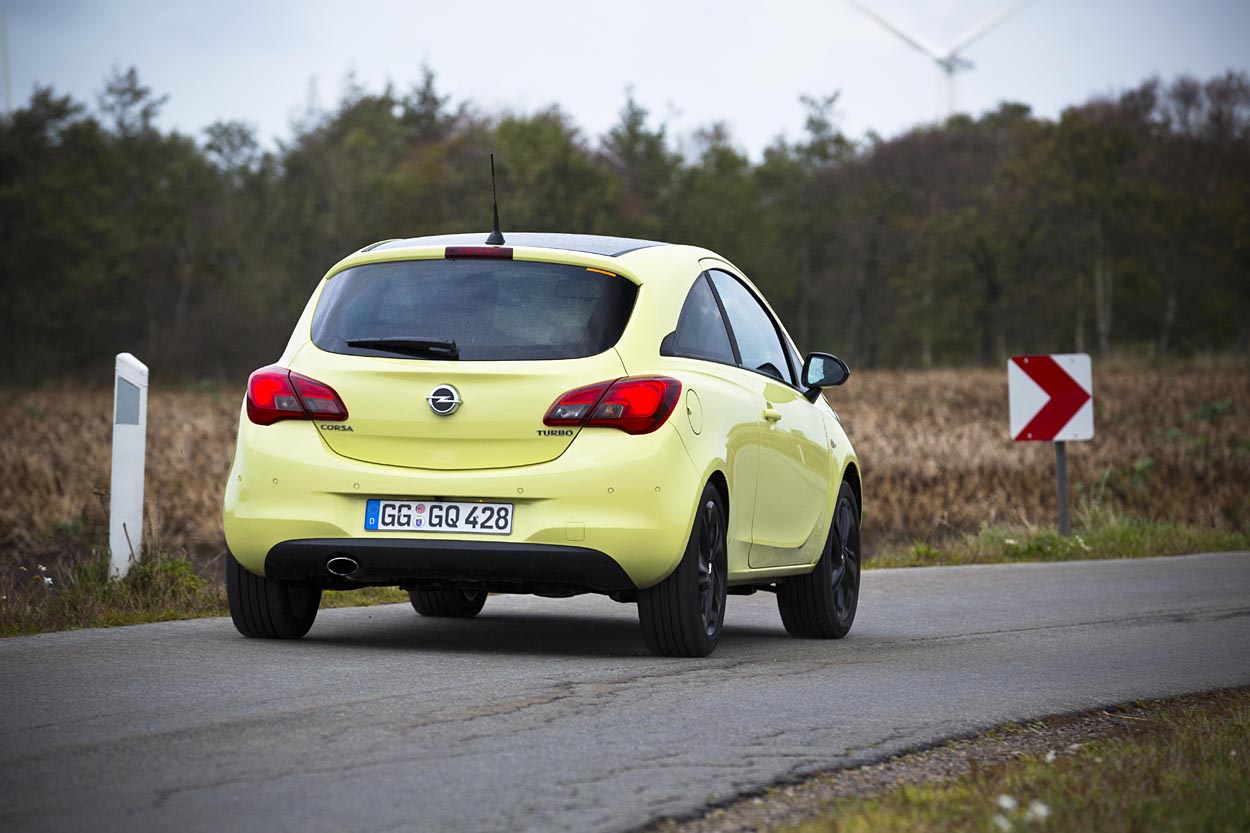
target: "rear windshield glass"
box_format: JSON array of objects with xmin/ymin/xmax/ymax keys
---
[{"xmin": 311, "ymin": 259, "xmax": 639, "ymax": 361}]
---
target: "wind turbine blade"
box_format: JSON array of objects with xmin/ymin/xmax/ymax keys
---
[
  {"xmin": 948, "ymin": 0, "xmax": 1041, "ymax": 56},
  {"xmin": 844, "ymin": 0, "xmax": 946, "ymax": 62}
]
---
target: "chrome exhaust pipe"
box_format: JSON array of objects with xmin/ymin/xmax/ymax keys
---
[{"xmin": 326, "ymin": 556, "xmax": 360, "ymax": 577}]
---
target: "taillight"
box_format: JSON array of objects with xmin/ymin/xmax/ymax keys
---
[
  {"xmin": 246, "ymin": 366, "xmax": 348, "ymax": 426},
  {"xmin": 543, "ymin": 381, "xmax": 613, "ymax": 425},
  {"xmin": 247, "ymin": 369, "xmax": 303, "ymax": 424},
  {"xmin": 543, "ymin": 377, "xmax": 682, "ymax": 435},
  {"xmin": 290, "ymin": 374, "xmax": 347, "ymax": 418}
]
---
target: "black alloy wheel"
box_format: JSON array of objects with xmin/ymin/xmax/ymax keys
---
[
  {"xmin": 777, "ymin": 481, "xmax": 861, "ymax": 639},
  {"xmin": 638, "ymin": 483, "xmax": 728, "ymax": 657},
  {"xmin": 696, "ymin": 498, "xmax": 727, "ymax": 640},
  {"xmin": 828, "ymin": 492, "xmax": 861, "ymax": 629}
]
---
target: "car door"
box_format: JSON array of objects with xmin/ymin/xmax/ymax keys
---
[
  {"xmin": 705, "ymin": 269, "xmax": 831, "ymax": 568},
  {"xmin": 660, "ymin": 272, "xmax": 761, "ymax": 576}
]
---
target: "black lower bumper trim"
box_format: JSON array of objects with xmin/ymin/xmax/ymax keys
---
[{"xmin": 264, "ymin": 538, "xmax": 637, "ymax": 593}]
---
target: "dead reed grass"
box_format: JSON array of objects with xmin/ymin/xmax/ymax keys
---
[
  {"xmin": 0, "ymin": 385, "xmax": 239, "ymax": 572},
  {"xmin": 1, "ymin": 362, "xmax": 1246, "ymax": 582},
  {"xmin": 831, "ymin": 362, "xmax": 1250, "ymax": 546}
]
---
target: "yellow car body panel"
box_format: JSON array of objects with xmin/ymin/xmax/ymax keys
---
[
  {"xmin": 223, "ymin": 411, "xmax": 702, "ymax": 588},
  {"xmin": 293, "ymin": 350, "xmax": 629, "ymax": 470},
  {"xmin": 222, "ymin": 236, "xmax": 860, "ymax": 593}
]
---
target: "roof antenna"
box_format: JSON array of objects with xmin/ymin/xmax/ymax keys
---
[{"xmin": 485, "ymin": 154, "xmax": 505, "ymax": 245}]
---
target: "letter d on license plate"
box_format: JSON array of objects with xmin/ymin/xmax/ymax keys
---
[{"xmin": 364, "ymin": 499, "xmax": 513, "ymax": 535}]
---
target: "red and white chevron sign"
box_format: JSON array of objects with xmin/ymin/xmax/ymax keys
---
[{"xmin": 1008, "ymin": 354, "xmax": 1094, "ymax": 442}]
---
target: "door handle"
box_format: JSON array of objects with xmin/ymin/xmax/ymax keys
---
[{"xmin": 763, "ymin": 406, "xmax": 783, "ymax": 423}]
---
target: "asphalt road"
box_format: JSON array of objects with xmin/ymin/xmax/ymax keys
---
[{"xmin": 2, "ymin": 552, "xmax": 1248, "ymax": 833}]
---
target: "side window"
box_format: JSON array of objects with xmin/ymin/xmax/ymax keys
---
[
  {"xmin": 708, "ymin": 270, "xmax": 794, "ymax": 385},
  {"xmin": 666, "ymin": 273, "xmax": 737, "ymax": 364}
]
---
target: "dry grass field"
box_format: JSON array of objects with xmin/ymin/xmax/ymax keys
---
[
  {"xmin": 2, "ymin": 362, "xmax": 1247, "ymax": 587},
  {"xmin": 833, "ymin": 361, "xmax": 1249, "ymax": 543}
]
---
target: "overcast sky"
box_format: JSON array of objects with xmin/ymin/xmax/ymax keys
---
[{"xmin": 6, "ymin": 0, "xmax": 1250, "ymax": 158}]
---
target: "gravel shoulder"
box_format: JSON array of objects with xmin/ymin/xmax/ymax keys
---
[{"xmin": 640, "ymin": 687, "xmax": 1246, "ymax": 833}]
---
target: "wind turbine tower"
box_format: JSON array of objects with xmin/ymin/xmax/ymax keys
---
[
  {"xmin": 1, "ymin": 8, "xmax": 12, "ymax": 117},
  {"xmin": 846, "ymin": 0, "xmax": 1041, "ymax": 122}
]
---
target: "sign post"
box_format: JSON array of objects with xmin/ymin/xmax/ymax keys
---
[
  {"xmin": 1008, "ymin": 354, "xmax": 1093, "ymax": 536},
  {"xmin": 109, "ymin": 353, "xmax": 148, "ymax": 579},
  {"xmin": 1054, "ymin": 441, "xmax": 1070, "ymax": 535}
]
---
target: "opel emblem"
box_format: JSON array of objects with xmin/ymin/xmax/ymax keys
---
[{"xmin": 427, "ymin": 384, "xmax": 462, "ymax": 416}]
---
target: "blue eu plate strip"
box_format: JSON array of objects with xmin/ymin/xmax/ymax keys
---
[{"xmin": 364, "ymin": 499, "xmax": 380, "ymax": 531}]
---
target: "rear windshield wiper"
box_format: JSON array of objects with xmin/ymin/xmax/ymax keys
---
[{"xmin": 346, "ymin": 337, "xmax": 459, "ymax": 359}]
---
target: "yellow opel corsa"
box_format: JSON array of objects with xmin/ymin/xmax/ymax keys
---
[{"xmin": 223, "ymin": 232, "xmax": 862, "ymax": 657}]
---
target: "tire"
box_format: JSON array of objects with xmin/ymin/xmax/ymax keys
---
[
  {"xmin": 638, "ymin": 483, "xmax": 729, "ymax": 657},
  {"xmin": 777, "ymin": 481, "xmax": 861, "ymax": 639},
  {"xmin": 409, "ymin": 589, "xmax": 487, "ymax": 618},
  {"xmin": 226, "ymin": 550, "xmax": 322, "ymax": 639}
]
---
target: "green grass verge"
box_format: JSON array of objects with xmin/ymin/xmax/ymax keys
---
[
  {"xmin": 0, "ymin": 550, "xmax": 412, "ymax": 637},
  {"xmin": 785, "ymin": 690, "xmax": 1250, "ymax": 833},
  {"xmin": 322, "ymin": 586, "xmax": 409, "ymax": 608},
  {"xmin": 870, "ymin": 504, "xmax": 1250, "ymax": 569},
  {"xmin": 0, "ymin": 549, "xmax": 227, "ymax": 637}
]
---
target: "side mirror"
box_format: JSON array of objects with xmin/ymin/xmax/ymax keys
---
[{"xmin": 802, "ymin": 352, "xmax": 850, "ymax": 401}]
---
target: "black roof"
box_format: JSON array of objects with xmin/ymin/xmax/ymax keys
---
[{"xmin": 369, "ymin": 232, "xmax": 667, "ymax": 258}]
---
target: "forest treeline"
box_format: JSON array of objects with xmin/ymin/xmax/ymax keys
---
[{"xmin": 1, "ymin": 67, "xmax": 1248, "ymax": 383}]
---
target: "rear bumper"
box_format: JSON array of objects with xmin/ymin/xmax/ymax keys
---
[
  {"xmin": 265, "ymin": 538, "xmax": 635, "ymax": 592},
  {"xmin": 223, "ymin": 410, "xmax": 702, "ymax": 589}
]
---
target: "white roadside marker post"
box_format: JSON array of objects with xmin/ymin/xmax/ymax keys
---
[{"xmin": 109, "ymin": 353, "xmax": 148, "ymax": 579}]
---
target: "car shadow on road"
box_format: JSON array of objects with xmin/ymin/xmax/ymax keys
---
[
  {"xmin": 298, "ymin": 608, "xmax": 793, "ymax": 659},
  {"xmin": 307, "ymin": 610, "xmax": 651, "ymax": 658}
]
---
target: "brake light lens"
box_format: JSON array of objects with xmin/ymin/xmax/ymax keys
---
[
  {"xmin": 544, "ymin": 377, "xmax": 682, "ymax": 435},
  {"xmin": 246, "ymin": 366, "xmax": 348, "ymax": 425},
  {"xmin": 445, "ymin": 246, "xmax": 513, "ymax": 259},
  {"xmin": 247, "ymin": 370, "xmax": 302, "ymax": 424}
]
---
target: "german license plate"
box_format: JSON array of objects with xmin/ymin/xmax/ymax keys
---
[{"xmin": 364, "ymin": 499, "xmax": 513, "ymax": 535}]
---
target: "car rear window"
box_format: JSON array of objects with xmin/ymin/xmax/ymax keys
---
[{"xmin": 311, "ymin": 259, "xmax": 639, "ymax": 361}]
